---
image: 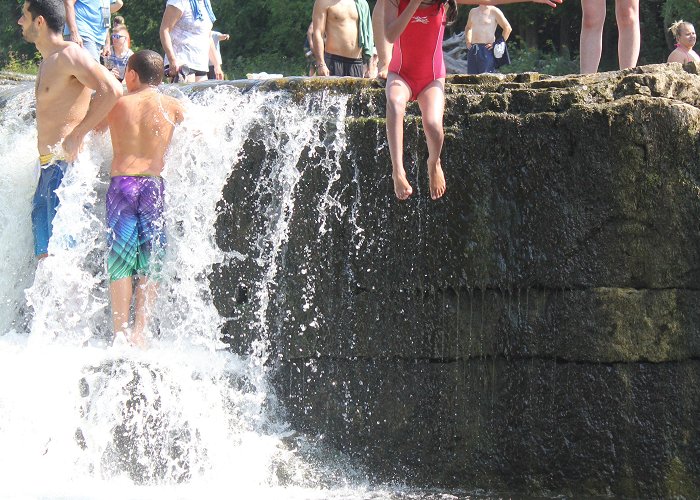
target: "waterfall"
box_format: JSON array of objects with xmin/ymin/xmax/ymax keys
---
[{"xmin": 0, "ymin": 80, "xmax": 413, "ymax": 497}]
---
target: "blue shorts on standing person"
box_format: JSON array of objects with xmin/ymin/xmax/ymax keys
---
[
  {"xmin": 32, "ymin": 159, "xmax": 68, "ymax": 256},
  {"xmin": 466, "ymin": 43, "xmax": 496, "ymax": 74}
]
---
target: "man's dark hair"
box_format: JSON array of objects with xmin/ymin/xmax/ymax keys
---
[
  {"xmin": 127, "ymin": 50, "xmax": 164, "ymax": 86},
  {"xmin": 25, "ymin": 0, "xmax": 66, "ymax": 33}
]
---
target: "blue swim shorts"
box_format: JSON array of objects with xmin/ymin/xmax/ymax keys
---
[{"xmin": 32, "ymin": 160, "xmax": 68, "ymax": 256}]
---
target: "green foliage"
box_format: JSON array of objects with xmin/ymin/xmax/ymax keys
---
[
  {"xmin": 117, "ymin": 0, "xmax": 163, "ymax": 57},
  {"xmin": 502, "ymin": 41, "xmax": 578, "ymax": 76},
  {"xmin": 662, "ymin": 0, "xmax": 700, "ymax": 26},
  {"xmin": 0, "ymin": 1, "xmax": 37, "ymax": 69},
  {"xmin": 2, "ymin": 51, "xmax": 41, "ymax": 75}
]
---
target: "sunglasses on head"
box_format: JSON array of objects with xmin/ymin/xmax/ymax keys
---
[{"xmin": 111, "ymin": 34, "xmax": 126, "ymax": 39}]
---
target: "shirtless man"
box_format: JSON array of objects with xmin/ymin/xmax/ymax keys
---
[
  {"xmin": 100, "ymin": 50, "xmax": 184, "ymax": 347},
  {"xmin": 312, "ymin": 0, "xmax": 375, "ymax": 77},
  {"xmin": 17, "ymin": 0, "xmax": 122, "ymax": 259},
  {"xmin": 465, "ymin": 4, "xmax": 511, "ymax": 74}
]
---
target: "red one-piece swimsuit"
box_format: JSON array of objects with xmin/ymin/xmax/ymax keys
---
[{"xmin": 388, "ymin": 0, "xmax": 446, "ymax": 101}]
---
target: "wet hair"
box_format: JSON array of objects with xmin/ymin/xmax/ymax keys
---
[
  {"xmin": 127, "ymin": 50, "xmax": 164, "ymax": 86},
  {"xmin": 113, "ymin": 15, "xmax": 125, "ymax": 28},
  {"xmin": 669, "ymin": 20, "xmax": 693, "ymax": 40},
  {"xmin": 25, "ymin": 0, "xmax": 65, "ymax": 33}
]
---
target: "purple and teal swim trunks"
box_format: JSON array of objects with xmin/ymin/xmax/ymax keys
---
[
  {"xmin": 106, "ymin": 175, "xmax": 166, "ymax": 282},
  {"xmin": 32, "ymin": 159, "xmax": 68, "ymax": 256}
]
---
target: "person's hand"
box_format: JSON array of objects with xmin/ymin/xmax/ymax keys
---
[
  {"xmin": 111, "ymin": 67, "xmax": 120, "ymax": 79},
  {"xmin": 166, "ymin": 59, "xmax": 181, "ymax": 82},
  {"xmin": 69, "ymin": 31, "xmax": 83, "ymax": 47},
  {"xmin": 61, "ymin": 129, "xmax": 86, "ymax": 162},
  {"xmin": 214, "ymin": 64, "xmax": 224, "ymax": 80},
  {"xmin": 531, "ymin": 0, "xmax": 563, "ymax": 6},
  {"xmin": 102, "ymin": 46, "xmax": 111, "ymax": 58},
  {"xmin": 220, "ymin": 34, "xmax": 230, "ymax": 41},
  {"xmin": 485, "ymin": 43, "xmax": 493, "ymax": 49},
  {"xmin": 317, "ymin": 63, "xmax": 330, "ymax": 77},
  {"xmin": 466, "ymin": 42, "xmax": 472, "ymax": 49}
]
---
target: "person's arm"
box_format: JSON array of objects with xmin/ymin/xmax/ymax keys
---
[
  {"xmin": 307, "ymin": 22, "xmax": 315, "ymax": 53},
  {"xmin": 312, "ymin": 0, "xmax": 330, "ymax": 76},
  {"xmin": 465, "ymin": 10, "xmax": 473, "ymax": 49},
  {"xmin": 160, "ymin": 4, "xmax": 184, "ymax": 77},
  {"xmin": 456, "ymin": 0, "xmax": 563, "ymax": 7},
  {"xmin": 494, "ymin": 8, "xmax": 512, "ymax": 41},
  {"xmin": 64, "ymin": 0, "xmax": 83, "ymax": 47},
  {"xmin": 384, "ymin": 0, "xmax": 424, "ymax": 43},
  {"xmin": 102, "ymin": 28, "xmax": 111, "ymax": 57},
  {"xmin": 667, "ymin": 50, "xmax": 686, "ymax": 64},
  {"xmin": 208, "ymin": 35, "xmax": 224, "ymax": 79},
  {"xmin": 62, "ymin": 53, "xmax": 123, "ymax": 160},
  {"xmin": 110, "ymin": 0, "xmax": 123, "ymax": 13}
]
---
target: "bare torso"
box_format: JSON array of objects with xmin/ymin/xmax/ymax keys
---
[
  {"xmin": 468, "ymin": 6, "xmax": 499, "ymax": 44},
  {"xmin": 668, "ymin": 46, "xmax": 700, "ymax": 64},
  {"xmin": 35, "ymin": 44, "xmax": 93, "ymax": 156},
  {"xmin": 323, "ymin": 0, "xmax": 361, "ymax": 58},
  {"xmin": 108, "ymin": 89, "xmax": 184, "ymax": 177}
]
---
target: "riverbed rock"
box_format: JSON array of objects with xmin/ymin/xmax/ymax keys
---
[{"xmin": 210, "ymin": 64, "xmax": 700, "ymax": 496}]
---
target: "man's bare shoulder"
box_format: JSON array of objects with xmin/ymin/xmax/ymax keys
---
[
  {"xmin": 52, "ymin": 42, "xmax": 97, "ymax": 71},
  {"xmin": 314, "ymin": 0, "xmax": 335, "ymax": 10},
  {"xmin": 159, "ymin": 93, "xmax": 186, "ymax": 122}
]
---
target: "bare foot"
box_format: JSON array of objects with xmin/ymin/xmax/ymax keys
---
[
  {"xmin": 128, "ymin": 330, "xmax": 148, "ymax": 349},
  {"xmin": 392, "ymin": 169, "xmax": 413, "ymax": 200},
  {"xmin": 428, "ymin": 157, "xmax": 446, "ymax": 200}
]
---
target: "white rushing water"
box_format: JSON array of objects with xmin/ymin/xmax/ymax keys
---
[{"xmin": 0, "ymin": 80, "xmax": 403, "ymax": 498}]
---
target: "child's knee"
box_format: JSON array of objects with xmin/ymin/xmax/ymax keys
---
[
  {"xmin": 423, "ymin": 118, "xmax": 443, "ymax": 138},
  {"xmin": 616, "ymin": 7, "xmax": 639, "ymax": 27},
  {"xmin": 581, "ymin": 5, "xmax": 605, "ymax": 29},
  {"xmin": 387, "ymin": 95, "xmax": 408, "ymax": 113}
]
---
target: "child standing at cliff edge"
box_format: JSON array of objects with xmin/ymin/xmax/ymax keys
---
[{"xmin": 384, "ymin": 0, "xmax": 564, "ymax": 200}]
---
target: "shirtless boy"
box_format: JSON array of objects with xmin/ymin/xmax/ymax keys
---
[
  {"xmin": 18, "ymin": 0, "xmax": 122, "ymax": 258},
  {"xmin": 101, "ymin": 50, "xmax": 184, "ymax": 347},
  {"xmin": 312, "ymin": 0, "xmax": 376, "ymax": 77},
  {"xmin": 465, "ymin": 4, "xmax": 511, "ymax": 74}
]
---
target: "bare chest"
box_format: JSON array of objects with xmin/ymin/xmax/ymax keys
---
[
  {"xmin": 327, "ymin": 0, "xmax": 358, "ymax": 24},
  {"xmin": 473, "ymin": 11, "xmax": 496, "ymax": 28},
  {"xmin": 36, "ymin": 60, "xmax": 88, "ymax": 112}
]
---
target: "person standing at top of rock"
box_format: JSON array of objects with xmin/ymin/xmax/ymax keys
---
[
  {"xmin": 579, "ymin": 0, "xmax": 639, "ymax": 74},
  {"xmin": 464, "ymin": 4, "xmax": 511, "ymax": 74},
  {"xmin": 384, "ymin": 0, "xmax": 564, "ymax": 201},
  {"xmin": 17, "ymin": 0, "xmax": 122, "ymax": 258},
  {"xmin": 63, "ymin": 0, "xmax": 121, "ymax": 61},
  {"xmin": 159, "ymin": 0, "xmax": 223, "ymax": 83},
  {"xmin": 667, "ymin": 21, "xmax": 700, "ymax": 64},
  {"xmin": 312, "ymin": 0, "xmax": 377, "ymax": 77}
]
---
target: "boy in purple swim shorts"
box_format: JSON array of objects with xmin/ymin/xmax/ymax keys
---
[{"xmin": 100, "ymin": 49, "xmax": 184, "ymax": 347}]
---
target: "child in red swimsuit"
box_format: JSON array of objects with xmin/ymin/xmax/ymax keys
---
[{"xmin": 383, "ymin": 0, "xmax": 563, "ymax": 200}]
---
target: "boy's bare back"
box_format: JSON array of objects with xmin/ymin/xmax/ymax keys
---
[{"xmin": 108, "ymin": 89, "xmax": 184, "ymax": 177}]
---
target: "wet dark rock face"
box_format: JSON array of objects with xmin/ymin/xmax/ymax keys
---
[{"xmin": 211, "ymin": 63, "xmax": 700, "ymax": 497}]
